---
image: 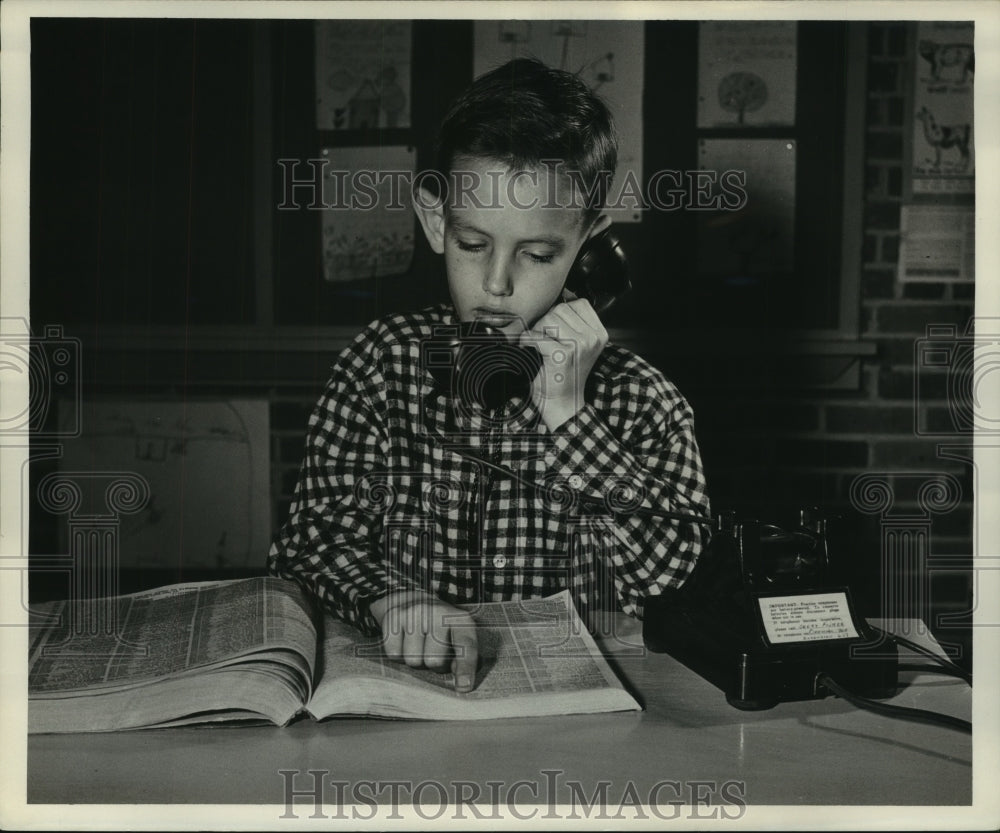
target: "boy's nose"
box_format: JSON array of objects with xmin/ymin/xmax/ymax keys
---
[{"xmin": 483, "ymin": 254, "xmax": 514, "ymax": 296}]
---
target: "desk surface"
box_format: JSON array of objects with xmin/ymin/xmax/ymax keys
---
[{"xmin": 27, "ymin": 617, "xmax": 971, "ymax": 807}]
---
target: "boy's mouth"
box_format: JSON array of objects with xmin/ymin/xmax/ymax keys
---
[{"xmin": 473, "ymin": 308, "xmax": 518, "ymax": 326}]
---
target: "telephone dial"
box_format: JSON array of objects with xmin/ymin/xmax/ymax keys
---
[{"xmin": 426, "ymin": 228, "xmax": 630, "ymax": 410}]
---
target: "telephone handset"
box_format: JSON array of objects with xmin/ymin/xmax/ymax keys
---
[
  {"xmin": 564, "ymin": 227, "xmax": 631, "ymax": 315},
  {"xmin": 426, "ymin": 229, "xmax": 630, "ymax": 410}
]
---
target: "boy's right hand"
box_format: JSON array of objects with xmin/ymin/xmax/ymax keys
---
[{"xmin": 370, "ymin": 590, "xmax": 479, "ymax": 692}]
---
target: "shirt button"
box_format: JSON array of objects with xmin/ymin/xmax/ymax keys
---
[
  {"xmin": 493, "ymin": 556, "xmax": 507, "ymax": 568},
  {"xmin": 569, "ymin": 474, "xmax": 584, "ymax": 490}
]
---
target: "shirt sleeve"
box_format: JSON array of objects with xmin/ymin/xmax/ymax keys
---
[
  {"xmin": 541, "ymin": 368, "xmax": 711, "ymax": 618},
  {"xmin": 267, "ymin": 337, "xmax": 418, "ymax": 635}
]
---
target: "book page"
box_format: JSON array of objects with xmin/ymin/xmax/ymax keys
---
[
  {"xmin": 29, "ymin": 577, "xmax": 317, "ymax": 696},
  {"xmin": 310, "ymin": 591, "xmax": 640, "ymax": 719}
]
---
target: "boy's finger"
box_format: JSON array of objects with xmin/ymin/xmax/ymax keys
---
[
  {"xmin": 451, "ymin": 628, "xmax": 479, "ymax": 692},
  {"xmin": 532, "ymin": 308, "xmax": 584, "ymax": 343},
  {"xmin": 555, "ymin": 299, "xmax": 593, "ymax": 331},
  {"xmin": 520, "ymin": 329, "xmax": 580, "ymax": 368},
  {"xmin": 401, "ymin": 626, "xmax": 427, "ymax": 667},
  {"xmin": 422, "ymin": 628, "xmax": 452, "ymax": 671},
  {"xmin": 566, "ymin": 297, "xmax": 605, "ymax": 331},
  {"xmin": 553, "ymin": 301, "xmax": 607, "ymax": 345},
  {"xmin": 381, "ymin": 625, "xmax": 404, "ymax": 661},
  {"xmin": 522, "ymin": 332, "xmax": 571, "ymax": 361}
]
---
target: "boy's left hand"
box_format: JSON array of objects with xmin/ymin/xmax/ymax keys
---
[{"xmin": 522, "ymin": 297, "xmax": 608, "ymax": 431}]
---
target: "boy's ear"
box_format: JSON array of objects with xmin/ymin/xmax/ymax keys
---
[
  {"xmin": 585, "ymin": 213, "xmax": 612, "ymax": 241},
  {"xmin": 412, "ymin": 186, "xmax": 446, "ymax": 254}
]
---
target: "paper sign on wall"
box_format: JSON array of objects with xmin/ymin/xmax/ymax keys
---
[
  {"xmin": 899, "ymin": 205, "xmax": 975, "ymax": 282},
  {"xmin": 911, "ymin": 22, "xmax": 974, "ymax": 194},
  {"xmin": 698, "ymin": 21, "xmax": 797, "ymax": 128},
  {"xmin": 315, "ymin": 20, "xmax": 412, "ymax": 130},
  {"xmin": 320, "ymin": 145, "xmax": 415, "ymax": 283},
  {"xmin": 57, "ymin": 400, "xmax": 271, "ymax": 570}
]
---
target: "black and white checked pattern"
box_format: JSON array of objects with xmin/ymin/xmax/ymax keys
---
[{"xmin": 268, "ymin": 304, "xmax": 711, "ymax": 634}]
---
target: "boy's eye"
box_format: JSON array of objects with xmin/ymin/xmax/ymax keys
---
[
  {"xmin": 525, "ymin": 252, "xmax": 555, "ymax": 264},
  {"xmin": 456, "ymin": 240, "xmax": 486, "ymax": 253}
]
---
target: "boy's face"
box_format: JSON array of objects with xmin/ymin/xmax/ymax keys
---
[{"xmin": 415, "ymin": 157, "xmax": 595, "ymax": 336}]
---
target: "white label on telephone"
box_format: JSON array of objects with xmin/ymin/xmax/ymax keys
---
[{"xmin": 757, "ymin": 592, "xmax": 860, "ymax": 644}]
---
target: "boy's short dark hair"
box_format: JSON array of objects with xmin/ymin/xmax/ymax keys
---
[{"xmin": 434, "ymin": 57, "xmax": 618, "ymax": 224}]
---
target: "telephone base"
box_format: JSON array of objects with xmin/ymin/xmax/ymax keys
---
[
  {"xmin": 643, "ymin": 596, "xmax": 899, "ymax": 711},
  {"xmin": 642, "ymin": 510, "xmax": 901, "ymax": 710}
]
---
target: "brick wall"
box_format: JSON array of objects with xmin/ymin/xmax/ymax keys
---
[
  {"xmin": 689, "ymin": 23, "xmax": 974, "ymax": 648},
  {"xmin": 858, "ymin": 22, "xmax": 974, "ymax": 633}
]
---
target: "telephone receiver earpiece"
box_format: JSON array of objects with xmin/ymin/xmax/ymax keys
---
[{"xmin": 564, "ymin": 227, "xmax": 631, "ymax": 315}]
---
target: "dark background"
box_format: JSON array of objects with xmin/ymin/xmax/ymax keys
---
[{"xmin": 32, "ymin": 19, "xmax": 847, "ymax": 333}]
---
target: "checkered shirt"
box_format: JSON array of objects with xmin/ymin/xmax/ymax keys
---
[{"xmin": 268, "ymin": 304, "xmax": 711, "ymax": 634}]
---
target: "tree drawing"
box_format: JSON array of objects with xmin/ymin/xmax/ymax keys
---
[{"xmin": 718, "ymin": 72, "xmax": 768, "ymax": 125}]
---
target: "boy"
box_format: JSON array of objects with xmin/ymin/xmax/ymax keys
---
[{"xmin": 269, "ymin": 58, "xmax": 710, "ymax": 692}]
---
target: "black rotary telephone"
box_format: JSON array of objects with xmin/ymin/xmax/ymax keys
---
[
  {"xmin": 425, "ymin": 228, "xmax": 630, "ymax": 410},
  {"xmin": 643, "ymin": 510, "xmax": 900, "ymax": 710}
]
